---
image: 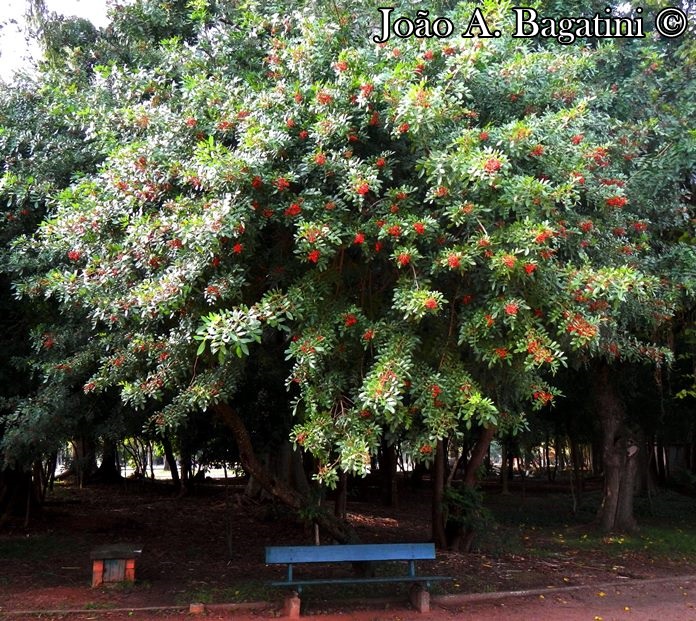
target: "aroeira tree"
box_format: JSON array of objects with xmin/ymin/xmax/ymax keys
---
[{"xmin": 5, "ymin": 0, "xmax": 695, "ymax": 538}]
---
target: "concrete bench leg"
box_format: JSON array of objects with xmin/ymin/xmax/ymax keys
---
[
  {"xmin": 283, "ymin": 591, "xmax": 301, "ymax": 618},
  {"xmin": 409, "ymin": 584, "xmax": 430, "ymax": 613}
]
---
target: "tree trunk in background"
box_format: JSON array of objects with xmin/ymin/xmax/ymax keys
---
[
  {"xmin": 71, "ymin": 436, "xmax": 98, "ymax": 487},
  {"xmin": 161, "ymin": 434, "xmax": 180, "ymax": 491},
  {"xmin": 290, "ymin": 446, "xmax": 311, "ymax": 497},
  {"xmin": 179, "ymin": 445, "xmax": 193, "ymax": 494},
  {"xmin": 214, "ymin": 403, "xmax": 359, "ymax": 543},
  {"xmin": 431, "ymin": 439, "xmax": 447, "ymax": 548},
  {"xmin": 655, "ymin": 436, "xmax": 667, "ymax": 484},
  {"xmin": 500, "ymin": 440, "xmax": 509, "ymax": 495},
  {"xmin": 591, "ymin": 435, "xmax": 602, "ymax": 476},
  {"xmin": 545, "ymin": 429, "xmax": 552, "ymax": 481},
  {"xmin": 570, "ymin": 434, "xmax": 583, "ymax": 497},
  {"xmin": 96, "ymin": 438, "xmax": 122, "ymax": 483},
  {"xmin": 0, "ymin": 468, "xmax": 40, "ymax": 528},
  {"xmin": 334, "ymin": 471, "xmax": 347, "ymax": 519},
  {"xmin": 594, "ymin": 362, "xmax": 638, "ymax": 533},
  {"xmin": 381, "ymin": 442, "xmax": 398, "ymax": 508}
]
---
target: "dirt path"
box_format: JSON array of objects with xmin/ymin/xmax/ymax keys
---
[{"xmin": 4, "ymin": 575, "xmax": 696, "ymax": 620}]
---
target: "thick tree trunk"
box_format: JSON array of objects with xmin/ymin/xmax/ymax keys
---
[
  {"xmin": 69, "ymin": 436, "xmax": 98, "ymax": 487},
  {"xmin": 463, "ymin": 426, "xmax": 496, "ymax": 487},
  {"xmin": 213, "ymin": 403, "xmax": 358, "ymax": 543},
  {"xmin": 96, "ymin": 438, "xmax": 122, "ymax": 483},
  {"xmin": 594, "ymin": 362, "xmax": 638, "ymax": 533},
  {"xmin": 449, "ymin": 425, "xmax": 497, "ymax": 552}
]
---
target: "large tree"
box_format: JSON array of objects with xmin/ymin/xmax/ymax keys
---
[{"xmin": 6, "ymin": 0, "xmax": 694, "ymax": 536}]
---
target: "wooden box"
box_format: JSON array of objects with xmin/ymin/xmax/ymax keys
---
[{"xmin": 90, "ymin": 544, "xmax": 143, "ymax": 587}]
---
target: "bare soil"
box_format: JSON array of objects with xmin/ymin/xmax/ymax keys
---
[{"xmin": 1, "ymin": 478, "xmax": 695, "ymax": 620}]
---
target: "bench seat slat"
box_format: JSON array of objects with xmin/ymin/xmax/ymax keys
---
[
  {"xmin": 265, "ymin": 543, "xmax": 435, "ymax": 564},
  {"xmin": 271, "ymin": 575, "xmax": 450, "ymax": 588}
]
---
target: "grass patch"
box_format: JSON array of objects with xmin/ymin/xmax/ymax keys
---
[
  {"xmin": 561, "ymin": 525, "xmax": 696, "ymax": 559},
  {"xmin": 0, "ymin": 533, "xmax": 86, "ymax": 562},
  {"xmin": 479, "ymin": 486, "xmax": 696, "ymax": 564},
  {"xmin": 84, "ymin": 601, "xmax": 117, "ymax": 610},
  {"xmin": 176, "ymin": 580, "xmax": 272, "ymax": 605}
]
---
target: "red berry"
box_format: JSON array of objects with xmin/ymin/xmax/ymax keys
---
[
  {"xmin": 504, "ymin": 302, "xmax": 519, "ymax": 316},
  {"xmin": 501, "ymin": 254, "xmax": 516, "ymax": 269},
  {"xmin": 484, "ymin": 158, "xmax": 502, "ymax": 173}
]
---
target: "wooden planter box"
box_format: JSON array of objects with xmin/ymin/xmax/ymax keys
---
[{"xmin": 91, "ymin": 544, "xmax": 143, "ymax": 587}]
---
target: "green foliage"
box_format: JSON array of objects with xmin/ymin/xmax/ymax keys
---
[
  {"xmin": 443, "ymin": 484, "xmax": 492, "ymax": 532},
  {"xmin": 1, "ymin": 0, "xmax": 693, "ymax": 485}
]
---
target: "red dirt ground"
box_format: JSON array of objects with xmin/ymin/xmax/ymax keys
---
[{"xmin": 2, "ymin": 480, "xmax": 696, "ymax": 620}]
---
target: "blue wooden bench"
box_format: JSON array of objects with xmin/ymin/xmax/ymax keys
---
[{"xmin": 265, "ymin": 542, "xmax": 450, "ymax": 616}]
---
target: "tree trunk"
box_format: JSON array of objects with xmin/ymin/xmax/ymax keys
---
[
  {"xmin": 0, "ymin": 467, "xmax": 41, "ymax": 528},
  {"xmin": 180, "ymin": 445, "xmax": 193, "ymax": 494},
  {"xmin": 431, "ymin": 439, "xmax": 447, "ymax": 548},
  {"xmin": 335, "ymin": 471, "xmax": 348, "ymax": 519},
  {"xmin": 594, "ymin": 361, "xmax": 638, "ymax": 533},
  {"xmin": 70, "ymin": 436, "xmax": 98, "ymax": 487},
  {"xmin": 592, "ymin": 435, "xmax": 603, "ymax": 476},
  {"xmin": 500, "ymin": 440, "xmax": 509, "ymax": 495},
  {"xmin": 381, "ymin": 442, "xmax": 398, "ymax": 508},
  {"xmin": 161, "ymin": 434, "xmax": 180, "ymax": 491},
  {"xmin": 570, "ymin": 434, "xmax": 583, "ymax": 499},
  {"xmin": 454, "ymin": 425, "xmax": 497, "ymax": 552},
  {"xmin": 463, "ymin": 426, "xmax": 496, "ymax": 487},
  {"xmin": 213, "ymin": 403, "xmax": 358, "ymax": 543},
  {"xmin": 655, "ymin": 435, "xmax": 667, "ymax": 485},
  {"xmin": 96, "ymin": 438, "xmax": 122, "ymax": 483}
]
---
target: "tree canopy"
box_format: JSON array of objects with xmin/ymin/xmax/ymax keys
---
[{"xmin": 2, "ymin": 0, "xmax": 694, "ymax": 534}]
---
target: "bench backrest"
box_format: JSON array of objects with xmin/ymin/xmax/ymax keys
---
[{"xmin": 265, "ymin": 542, "xmax": 435, "ymax": 564}]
